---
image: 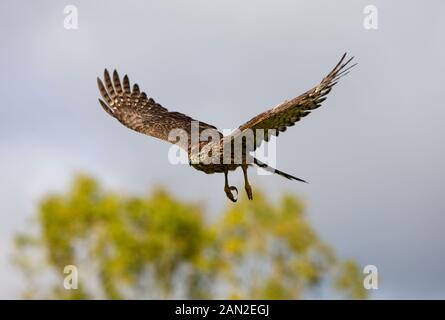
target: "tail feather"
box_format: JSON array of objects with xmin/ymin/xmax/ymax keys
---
[{"xmin": 253, "ymin": 158, "xmax": 308, "ymax": 183}]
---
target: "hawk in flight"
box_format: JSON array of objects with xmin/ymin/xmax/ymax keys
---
[{"xmin": 97, "ymin": 53, "xmax": 355, "ymax": 202}]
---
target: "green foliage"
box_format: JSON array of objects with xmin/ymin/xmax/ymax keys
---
[{"xmin": 14, "ymin": 174, "xmax": 367, "ymax": 299}]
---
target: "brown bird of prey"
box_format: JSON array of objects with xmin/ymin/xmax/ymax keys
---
[{"xmin": 97, "ymin": 53, "xmax": 355, "ymax": 202}]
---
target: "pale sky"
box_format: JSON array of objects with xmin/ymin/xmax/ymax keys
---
[{"xmin": 1, "ymin": 0, "xmax": 444, "ymax": 298}]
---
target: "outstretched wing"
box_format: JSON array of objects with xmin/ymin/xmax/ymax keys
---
[
  {"xmin": 222, "ymin": 53, "xmax": 356, "ymax": 151},
  {"xmin": 97, "ymin": 69, "xmax": 219, "ymax": 152}
]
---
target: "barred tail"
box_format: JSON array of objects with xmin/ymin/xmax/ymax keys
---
[{"xmin": 253, "ymin": 158, "xmax": 308, "ymax": 183}]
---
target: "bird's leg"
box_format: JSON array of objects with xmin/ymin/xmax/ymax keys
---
[
  {"xmin": 224, "ymin": 170, "xmax": 238, "ymax": 202},
  {"xmin": 242, "ymin": 165, "xmax": 253, "ymax": 200}
]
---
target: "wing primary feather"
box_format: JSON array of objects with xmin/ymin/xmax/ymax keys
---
[
  {"xmin": 330, "ymin": 52, "xmax": 348, "ymax": 73},
  {"xmin": 335, "ymin": 63, "xmax": 357, "ymax": 79},
  {"xmin": 113, "ymin": 70, "xmax": 123, "ymax": 95},
  {"xmin": 97, "ymin": 78, "xmax": 113, "ymax": 105},
  {"xmin": 123, "ymin": 75, "xmax": 131, "ymax": 94},
  {"xmin": 104, "ymin": 69, "xmax": 116, "ymax": 100},
  {"xmin": 98, "ymin": 99, "xmax": 114, "ymax": 116}
]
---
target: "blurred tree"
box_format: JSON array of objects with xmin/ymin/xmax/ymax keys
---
[{"xmin": 14, "ymin": 174, "xmax": 367, "ymax": 299}]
